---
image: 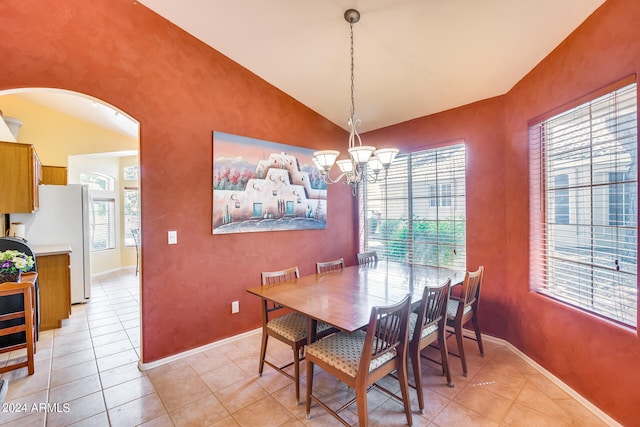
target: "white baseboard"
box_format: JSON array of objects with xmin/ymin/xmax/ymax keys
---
[
  {"xmin": 137, "ymin": 328, "xmax": 261, "ymax": 371},
  {"xmin": 481, "ymin": 334, "xmax": 621, "ymax": 427}
]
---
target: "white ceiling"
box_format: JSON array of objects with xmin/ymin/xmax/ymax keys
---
[
  {"xmin": 1, "ymin": 1, "xmax": 606, "ymax": 137},
  {"xmin": 139, "ymin": 0, "xmax": 606, "ymax": 133}
]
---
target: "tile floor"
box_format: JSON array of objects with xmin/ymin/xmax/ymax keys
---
[{"xmin": 1, "ymin": 268, "xmax": 612, "ymax": 426}]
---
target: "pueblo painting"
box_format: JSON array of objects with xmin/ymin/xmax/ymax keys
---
[{"xmin": 212, "ymin": 131, "xmax": 327, "ymax": 234}]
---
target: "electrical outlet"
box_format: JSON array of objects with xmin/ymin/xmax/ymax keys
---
[
  {"xmin": 168, "ymin": 230, "xmax": 177, "ymax": 245},
  {"xmin": 231, "ymin": 300, "xmax": 239, "ymax": 314}
]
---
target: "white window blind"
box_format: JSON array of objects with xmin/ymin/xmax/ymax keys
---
[
  {"xmin": 530, "ymin": 81, "xmax": 638, "ymax": 328},
  {"xmin": 91, "ymin": 198, "xmax": 116, "ymax": 252},
  {"xmin": 360, "ymin": 143, "xmax": 466, "ymax": 270}
]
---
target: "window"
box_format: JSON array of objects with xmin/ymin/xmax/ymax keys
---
[
  {"xmin": 123, "ymin": 165, "xmax": 139, "ymax": 180},
  {"xmin": 530, "ymin": 81, "xmax": 637, "ymax": 328},
  {"xmin": 80, "ymin": 173, "xmax": 114, "ymax": 191},
  {"xmin": 123, "ymin": 188, "xmax": 140, "ymax": 247},
  {"xmin": 91, "ymin": 198, "xmax": 116, "ymax": 251},
  {"xmin": 554, "ymin": 174, "xmax": 570, "ymax": 225},
  {"xmin": 360, "ymin": 143, "xmax": 466, "ymax": 270}
]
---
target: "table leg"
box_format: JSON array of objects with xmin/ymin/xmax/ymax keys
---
[{"xmin": 307, "ymin": 318, "xmax": 317, "ymax": 344}]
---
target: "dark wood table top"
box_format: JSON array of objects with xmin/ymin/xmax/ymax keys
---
[{"xmin": 246, "ymin": 261, "xmax": 464, "ymax": 333}]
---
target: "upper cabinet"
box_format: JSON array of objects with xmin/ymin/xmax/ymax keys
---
[
  {"xmin": 41, "ymin": 165, "xmax": 68, "ymax": 185},
  {"xmin": 0, "ymin": 141, "xmax": 42, "ymax": 213}
]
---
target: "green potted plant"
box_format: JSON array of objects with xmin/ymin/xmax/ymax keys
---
[{"xmin": 0, "ymin": 250, "xmax": 35, "ymax": 283}]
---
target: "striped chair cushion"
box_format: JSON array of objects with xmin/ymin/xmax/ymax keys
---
[
  {"xmin": 267, "ymin": 313, "xmax": 335, "ymax": 342},
  {"xmin": 408, "ymin": 312, "xmax": 439, "ymax": 341},
  {"xmin": 305, "ymin": 330, "xmax": 396, "ymax": 378},
  {"xmin": 446, "ymin": 300, "xmax": 472, "ymax": 320}
]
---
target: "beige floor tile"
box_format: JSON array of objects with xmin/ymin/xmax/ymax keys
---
[
  {"xmin": 140, "ymin": 413, "xmax": 176, "ymax": 427},
  {"xmin": 49, "ymin": 360, "xmax": 99, "ymax": 388},
  {"xmin": 231, "ymin": 395, "xmax": 295, "ymax": 427},
  {"xmin": 0, "ymin": 411, "xmax": 46, "ymax": 427},
  {"xmin": 46, "ymin": 391, "xmax": 106, "ymax": 427},
  {"xmin": 151, "ymin": 365, "xmax": 213, "ymax": 411},
  {"xmin": 49, "ymin": 374, "xmax": 102, "ymax": 404},
  {"xmin": 515, "ymin": 381, "xmax": 573, "ymax": 423},
  {"xmin": 4, "ymin": 369, "xmax": 49, "ymax": 400},
  {"xmin": 0, "ymin": 389, "xmax": 48, "ymax": 425},
  {"xmin": 432, "ymin": 400, "xmax": 499, "ymax": 427},
  {"xmin": 96, "ymin": 348, "xmax": 139, "ymax": 372},
  {"xmin": 453, "ymin": 382, "xmax": 513, "ymax": 422},
  {"xmin": 214, "ymin": 375, "xmax": 269, "ymax": 413},
  {"xmin": 99, "ymin": 361, "xmax": 145, "ymax": 389},
  {"xmin": 52, "ymin": 348, "xmax": 96, "ymax": 371},
  {"xmin": 103, "ymin": 375, "xmax": 156, "ymax": 409},
  {"xmin": 199, "ymin": 362, "xmax": 251, "ymax": 392},
  {"xmin": 107, "ymin": 393, "xmax": 168, "ymax": 427},
  {"xmin": 93, "ymin": 338, "xmax": 134, "ymax": 359},
  {"xmin": 67, "ymin": 411, "xmax": 111, "ymax": 427},
  {"xmin": 501, "ymin": 402, "xmax": 572, "ymax": 426},
  {"xmin": 168, "ymin": 394, "xmax": 230, "ymax": 426}
]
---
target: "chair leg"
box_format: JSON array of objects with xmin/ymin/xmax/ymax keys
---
[
  {"xmin": 258, "ymin": 332, "xmax": 268, "ymax": 376},
  {"xmin": 410, "ymin": 347, "xmax": 424, "ymax": 414},
  {"xmin": 396, "ymin": 359, "xmax": 413, "ymax": 426},
  {"xmin": 355, "ymin": 384, "xmax": 369, "ymax": 427},
  {"xmin": 293, "ymin": 344, "xmax": 301, "ymax": 404},
  {"xmin": 472, "ymin": 314, "xmax": 484, "ymax": 356},
  {"xmin": 305, "ymin": 360, "xmax": 314, "ymax": 419},
  {"xmin": 454, "ymin": 323, "xmax": 468, "ymax": 377},
  {"xmin": 438, "ymin": 333, "xmax": 453, "ymax": 387}
]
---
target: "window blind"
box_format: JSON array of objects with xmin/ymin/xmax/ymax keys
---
[
  {"xmin": 360, "ymin": 143, "xmax": 466, "ymax": 270},
  {"xmin": 91, "ymin": 198, "xmax": 116, "ymax": 252},
  {"xmin": 530, "ymin": 81, "xmax": 638, "ymax": 327}
]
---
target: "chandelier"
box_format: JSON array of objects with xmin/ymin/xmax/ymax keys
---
[{"xmin": 312, "ymin": 9, "xmax": 398, "ymax": 195}]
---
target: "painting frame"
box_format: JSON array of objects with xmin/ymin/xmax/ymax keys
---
[{"xmin": 212, "ymin": 131, "xmax": 327, "ymax": 234}]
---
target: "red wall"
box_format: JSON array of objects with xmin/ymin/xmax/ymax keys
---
[
  {"xmin": 0, "ymin": 0, "xmax": 356, "ymax": 362},
  {"xmin": 2, "ymin": 0, "xmax": 639, "ymax": 423},
  {"xmin": 366, "ymin": 0, "xmax": 640, "ymax": 424}
]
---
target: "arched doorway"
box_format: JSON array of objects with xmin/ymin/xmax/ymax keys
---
[{"xmin": 0, "ymin": 88, "xmax": 143, "ymax": 360}]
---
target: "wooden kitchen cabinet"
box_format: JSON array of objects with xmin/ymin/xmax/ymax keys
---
[
  {"xmin": 36, "ymin": 252, "xmax": 71, "ymax": 330},
  {"xmin": 0, "ymin": 141, "xmax": 42, "ymax": 213},
  {"xmin": 41, "ymin": 166, "xmax": 68, "ymax": 185}
]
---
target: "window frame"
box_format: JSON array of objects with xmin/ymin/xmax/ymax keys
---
[
  {"xmin": 529, "ymin": 78, "xmax": 638, "ymax": 328},
  {"xmin": 359, "ymin": 142, "xmax": 467, "ymax": 270}
]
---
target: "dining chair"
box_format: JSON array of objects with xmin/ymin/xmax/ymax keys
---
[
  {"xmin": 259, "ymin": 266, "xmax": 333, "ymax": 403},
  {"xmin": 316, "ymin": 257, "xmax": 345, "ymax": 274},
  {"xmin": 357, "ymin": 251, "xmax": 378, "ymax": 265},
  {"xmin": 408, "ymin": 279, "xmax": 453, "ymax": 414},
  {"xmin": 305, "ymin": 294, "xmax": 413, "ymax": 427},
  {"xmin": 0, "ymin": 272, "xmax": 37, "ymax": 376},
  {"xmin": 446, "ymin": 265, "xmax": 485, "ymax": 376}
]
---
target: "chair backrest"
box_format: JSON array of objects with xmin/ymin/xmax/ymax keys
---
[
  {"xmin": 359, "ymin": 294, "xmax": 411, "ymax": 374},
  {"xmin": 316, "ymin": 258, "xmax": 345, "ymax": 274},
  {"xmin": 260, "ymin": 266, "xmax": 300, "ymax": 319},
  {"xmin": 411, "ymin": 279, "xmax": 451, "ymax": 344},
  {"xmin": 357, "ymin": 251, "xmax": 378, "ymax": 265},
  {"xmin": 261, "ymin": 266, "xmax": 300, "ymax": 285},
  {"xmin": 461, "ymin": 266, "xmax": 484, "ymax": 308}
]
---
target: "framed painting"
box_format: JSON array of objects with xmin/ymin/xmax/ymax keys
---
[{"xmin": 212, "ymin": 131, "xmax": 327, "ymax": 234}]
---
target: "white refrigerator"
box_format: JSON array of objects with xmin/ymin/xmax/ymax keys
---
[{"xmin": 12, "ymin": 184, "xmax": 92, "ymax": 303}]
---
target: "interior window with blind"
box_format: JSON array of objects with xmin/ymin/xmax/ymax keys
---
[
  {"xmin": 123, "ymin": 188, "xmax": 140, "ymax": 247},
  {"xmin": 360, "ymin": 143, "xmax": 466, "ymax": 270},
  {"xmin": 529, "ymin": 81, "xmax": 638, "ymax": 328},
  {"xmin": 91, "ymin": 198, "xmax": 116, "ymax": 251}
]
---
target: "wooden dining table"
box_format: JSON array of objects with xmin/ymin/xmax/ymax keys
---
[{"xmin": 246, "ymin": 260, "xmax": 465, "ymax": 341}]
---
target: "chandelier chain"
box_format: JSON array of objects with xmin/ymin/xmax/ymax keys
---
[{"xmin": 349, "ymin": 21, "xmax": 356, "ymax": 124}]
